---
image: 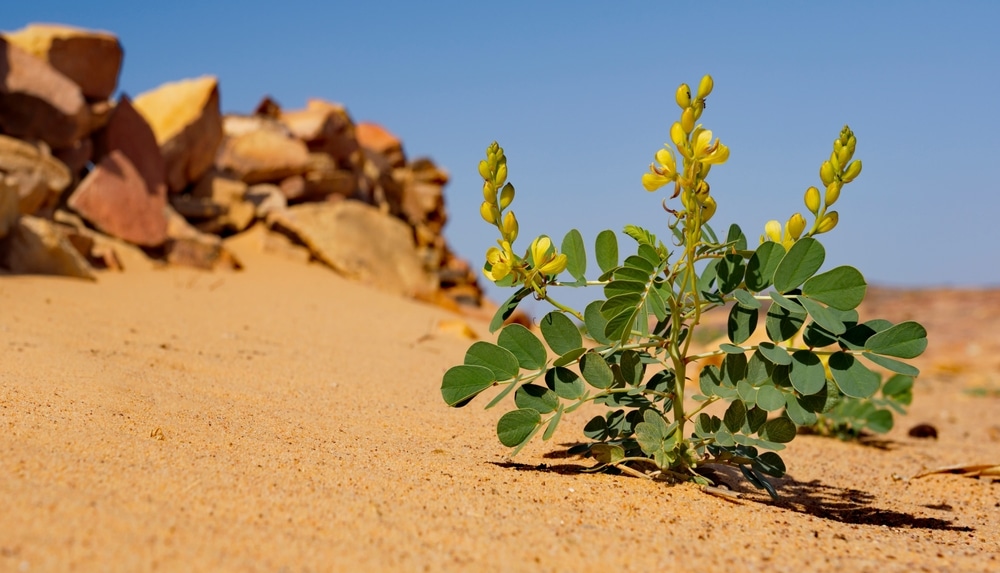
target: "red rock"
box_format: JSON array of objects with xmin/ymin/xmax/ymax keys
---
[
  {"xmin": 133, "ymin": 76, "xmax": 223, "ymax": 192},
  {"xmin": 0, "ymin": 37, "xmax": 88, "ymax": 147},
  {"xmin": 3, "ymin": 24, "xmax": 123, "ymax": 100},
  {"xmin": 356, "ymin": 122, "xmax": 405, "ymax": 168}
]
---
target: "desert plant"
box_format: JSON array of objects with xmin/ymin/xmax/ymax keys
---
[{"xmin": 440, "ymin": 75, "xmax": 927, "ymax": 496}]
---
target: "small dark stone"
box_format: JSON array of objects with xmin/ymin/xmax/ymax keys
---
[{"xmin": 908, "ymin": 423, "xmax": 939, "ymax": 439}]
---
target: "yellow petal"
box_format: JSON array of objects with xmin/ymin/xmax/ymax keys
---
[
  {"xmin": 765, "ymin": 220, "xmax": 782, "ymax": 243},
  {"xmin": 539, "ymin": 253, "xmax": 568, "ymax": 276},
  {"xmin": 530, "ymin": 236, "xmax": 552, "ymax": 266},
  {"xmin": 642, "ymin": 172, "xmax": 671, "ymax": 192},
  {"xmin": 787, "ymin": 213, "xmax": 806, "ymax": 240},
  {"xmin": 655, "ymin": 147, "xmax": 676, "ymax": 172}
]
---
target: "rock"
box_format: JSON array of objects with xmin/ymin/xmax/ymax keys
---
[
  {"xmin": 278, "ymin": 174, "xmax": 306, "ymax": 201},
  {"xmin": 53, "ymin": 210, "xmax": 146, "ymax": 271},
  {"xmin": 0, "ymin": 37, "xmax": 89, "ymax": 147},
  {"xmin": 216, "ymin": 127, "xmax": 309, "ymax": 184},
  {"xmin": 3, "ymin": 24, "xmax": 123, "ymax": 100},
  {"xmin": 187, "ymin": 172, "xmax": 255, "ymax": 233},
  {"xmin": 253, "ymin": 96, "xmax": 281, "ymax": 118},
  {"xmin": 0, "ymin": 215, "xmax": 95, "ymax": 279},
  {"xmin": 280, "ymin": 99, "xmax": 360, "ymax": 168},
  {"xmin": 163, "ymin": 205, "xmax": 241, "ymax": 270},
  {"xmin": 53, "ymin": 137, "xmax": 93, "ymax": 178},
  {"xmin": 356, "ymin": 122, "xmax": 405, "ymax": 168},
  {"xmin": 0, "ymin": 177, "xmax": 18, "ymax": 238},
  {"xmin": 301, "ymin": 152, "xmax": 356, "ymax": 200},
  {"xmin": 222, "ymin": 113, "xmax": 291, "ymax": 138},
  {"xmin": 0, "ymin": 134, "xmax": 72, "ymax": 215},
  {"xmin": 244, "ymin": 183, "xmax": 287, "ymax": 219},
  {"xmin": 267, "ymin": 200, "xmax": 436, "ymax": 298},
  {"xmin": 133, "ymin": 76, "xmax": 223, "ymax": 193},
  {"xmin": 68, "ymin": 96, "xmax": 168, "ymax": 247}
]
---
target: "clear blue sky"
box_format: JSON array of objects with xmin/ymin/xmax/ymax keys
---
[{"xmin": 7, "ymin": 2, "xmax": 999, "ymax": 311}]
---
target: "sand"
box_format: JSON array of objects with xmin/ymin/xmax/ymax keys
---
[{"xmin": 2, "ymin": 241, "xmax": 998, "ymax": 572}]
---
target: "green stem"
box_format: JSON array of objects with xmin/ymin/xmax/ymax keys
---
[{"xmin": 541, "ymin": 294, "xmax": 585, "ymax": 322}]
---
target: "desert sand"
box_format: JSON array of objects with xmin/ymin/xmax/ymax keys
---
[{"xmin": 2, "ymin": 238, "xmax": 998, "ymax": 572}]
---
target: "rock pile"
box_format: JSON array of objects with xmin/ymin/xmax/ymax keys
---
[{"xmin": 0, "ymin": 23, "xmax": 483, "ymax": 310}]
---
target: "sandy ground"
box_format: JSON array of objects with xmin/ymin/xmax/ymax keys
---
[{"xmin": 2, "ymin": 240, "xmax": 998, "ymax": 572}]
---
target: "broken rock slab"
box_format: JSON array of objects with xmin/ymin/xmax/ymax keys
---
[
  {"xmin": 267, "ymin": 200, "xmax": 437, "ymax": 299},
  {"xmin": 68, "ymin": 96, "xmax": 168, "ymax": 247},
  {"xmin": 3, "ymin": 23, "xmax": 123, "ymax": 101},
  {"xmin": 0, "ymin": 215, "xmax": 95, "ymax": 279},
  {"xmin": 0, "ymin": 37, "xmax": 89, "ymax": 148},
  {"xmin": 133, "ymin": 76, "xmax": 223, "ymax": 193},
  {"xmin": 0, "ymin": 134, "xmax": 72, "ymax": 215},
  {"xmin": 216, "ymin": 126, "xmax": 309, "ymax": 184}
]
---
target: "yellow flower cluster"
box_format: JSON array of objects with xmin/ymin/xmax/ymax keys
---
[{"xmin": 642, "ymin": 75, "xmax": 729, "ymax": 225}]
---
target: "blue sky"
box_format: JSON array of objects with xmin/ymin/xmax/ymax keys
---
[{"xmin": 7, "ymin": 2, "xmax": 999, "ymax": 312}]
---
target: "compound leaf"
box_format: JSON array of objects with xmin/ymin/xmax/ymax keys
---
[
  {"xmin": 802, "ymin": 265, "xmax": 867, "ymax": 310},
  {"xmin": 864, "ymin": 321, "xmax": 928, "ymax": 359},
  {"xmin": 829, "ymin": 351, "xmax": 880, "ymax": 398},
  {"xmin": 773, "ymin": 237, "xmax": 825, "ymax": 293},
  {"xmin": 464, "ymin": 341, "xmax": 520, "ymax": 381},
  {"xmin": 539, "ymin": 311, "xmax": 583, "ymax": 356},
  {"xmin": 497, "ymin": 324, "xmax": 547, "ymax": 370},
  {"xmin": 441, "ymin": 364, "xmax": 496, "ymax": 407}
]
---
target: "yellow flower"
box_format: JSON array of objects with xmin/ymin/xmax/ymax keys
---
[
  {"xmin": 765, "ymin": 220, "xmax": 782, "ymax": 243},
  {"xmin": 642, "ymin": 146, "xmax": 678, "ymax": 192},
  {"xmin": 484, "ymin": 241, "xmax": 515, "ymax": 282},
  {"xmin": 691, "ymin": 127, "xmax": 729, "ymax": 165},
  {"xmin": 529, "ymin": 236, "xmax": 568, "ymax": 276}
]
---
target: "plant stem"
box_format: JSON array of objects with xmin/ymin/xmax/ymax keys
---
[{"xmin": 541, "ymin": 294, "xmax": 584, "ymax": 322}]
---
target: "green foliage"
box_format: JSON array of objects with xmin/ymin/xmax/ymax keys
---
[{"xmin": 440, "ymin": 75, "xmax": 927, "ymax": 499}]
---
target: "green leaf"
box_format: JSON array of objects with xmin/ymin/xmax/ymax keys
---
[
  {"xmin": 601, "ymin": 293, "xmax": 642, "ymax": 319},
  {"xmin": 802, "ymin": 322, "xmax": 839, "ymax": 348},
  {"xmin": 784, "ymin": 392, "xmax": 818, "ymax": 426},
  {"xmin": 757, "ymin": 342, "xmax": 792, "ymax": 366},
  {"xmin": 746, "ymin": 242, "xmax": 785, "ymax": 292},
  {"xmin": 769, "ymin": 292, "xmax": 803, "ymax": 313},
  {"xmin": 464, "ymin": 341, "xmax": 520, "ymax": 381},
  {"xmin": 623, "ymin": 254, "xmax": 655, "ymax": 274},
  {"xmin": 580, "ymin": 351, "xmax": 615, "ymax": 389},
  {"xmin": 773, "ymin": 237, "xmax": 825, "ymax": 293},
  {"xmin": 489, "ymin": 287, "xmax": 531, "ymax": 333},
  {"xmin": 619, "ymin": 350, "xmax": 644, "ymax": 386},
  {"xmin": 716, "ymin": 253, "xmax": 746, "ymax": 295},
  {"xmin": 539, "ymin": 311, "xmax": 583, "ymax": 356},
  {"xmin": 591, "ymin": 443, "xmax": 625, "ymax": 464},
  {"xmin": 862, "ymin": 352, "xmax": 920, "ymax": 376},
  {"xmin": 584, "ymin": 300, "xmax": 610, "ymax": 344},
  {"xmin": 635, "ymin": 409, "xmax": 677, "ymax": 467},
  {"xmin": 726, "ymin": 224, "xmax": 748, "ymax": 252},
  {"xmin": 882, "ymin": 374, "xmax": 914, "ymax": 402},
  {"xmin": 728, "ymin": 304, "xmax": 758, "ymax": 345},
  {"xmin": 595, "ymin": 230, "xmax": 619, "ymax": 273},
  {"xmin": 514, "ymin": 384, "xmax": 559, "ymax": 413},
  {"xmin": 721, "ymin": 343, "xmax": 745, "ymax": 354},
  {"xmin": 441, "ymin": 364, "xmax": 496, "ymax": 407},
  {"xmin": 754, "ymin": 452, "xmax": 786, "ymax": 478},
  {"xmin": 604, "ymin": 310, "xmax": 634, "ymax": 343},
  {"xmin": 755, "ymin": 385, "xmax": 786, "ymax": 412},
  {"xmin": 497, "ymin": 408, "xmax": 541, "ymax": 447},
  {"xmin": 758, "ymin": 417, "xmax": 796, "ymax": 443},
  {"xmin": 561, "ymin": 229, "xmax": 587, "ymax": 280},
  {"xmin": 799, "ymin": 296, "xmax": 846, "ymax": 335},
  {"xmin": 545, "ymin": 366, "xmax": 585, "ymax": 400},
  {"xmin": 723, "ymin": 400, "xmax": 747, "ymax": 433},
  {"xmin": 865, "ymin": 409, "xmax": 894, "ymax": 434},
  {"xmin": 839, "ymin": 319, "xmax": 893, "ymax": 351},
  {"xmin": 614, "ymin": 266, "xmax": 651, "ymax": 282},
  {"xmin": 765, "ymin": 299, "xmax": 806, "ymax": 342},
  {"xmin": 829, "ymin": 351, "xmax": 880, "ymax": 398},
  {"xmin": 743, "ymin": 406, "xmax": 768, "ymax": 433},
  {"xmin": 637, "ymin": 243, "xmax": 660, "ymax": 267},
  {"xmin": 733, "ymin": 289, "xmax": 761, "ymax": 309},
  {"xmin": 864, "ymin": 321, "xmax": 928, "ymax": 359},
  {"xmin": 737, "ymin": 380, "xmax": 759, "ymax": 404},
  {"xmin": 553, "ymin": 347, "xmax": 587, "ymax": 368},
  {"xmin": 802, "ymin": 266, "xmax": 867, "ymax": 310},
  {"xmin": 789, "ymin": 350, "xmax": 826, "ymax": 395},
  {"xmin": 497, "ymin": 324, "xmax": 547, "ymax": 370},
  {"xmin": 604, "ymin": 280, "xmax": 647, "ymax": 299}
]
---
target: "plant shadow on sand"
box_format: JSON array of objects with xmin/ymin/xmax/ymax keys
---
[{"xmin": 492, "ymin": 447, "xmax": 972, "ymax": 533}]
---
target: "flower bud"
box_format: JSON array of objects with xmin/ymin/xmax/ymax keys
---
[
  {"xmin": 696, "ymin": 75, "xmax": 714, "ymax": 100},
  {"xmin": 502, "ymin": 211, "xmax": 518, "ymax": 243},
  {"xmin": 670, "ymin": 122, "xmax": 687, "ymax": 150},
  {"xmin": 842, "ymin": 160, "xmax": 862, "ymax": 183},
  {"xmin": 804, "ymin": 186, "xmax": 821, "ymax": 215},
  {"xmin": 825, "ymin": 182, "xmax": 842, "ymax": 206},
  {"xmin": 701, "ymin": 195, "xmax": 717, "ymax": 222},
  {"xmin": 499, "ymin": 182, "xmax": 515, "ymax": 209},
  {"xmin": 819, "ymin": 161, "xmax": 836, "ymax": 186},
  {"xmin": 483, "ymin": 181, "xmax": 496, "ymax": 204},
  {"xmin": 829, "ymin": 150, "xmax": 841, "ymax": 172},
  {"xmin": 675, "ymin": 84, "xmax": 692, "ymax": 109},
  {"xmin": 495, "ymin": 161, "xmax": 507, "ymax": 186},
  {"xmin": 480, "ymin": 201, "xmax": 496, "ymax": 224},
  {"xmin": 478, "ymin": 159, "xmax": 491, "ymax": 181},
  {"xmin": 681, "ymin": 107, "xmax": 696, "ymax": 133},
  {"xmin": 817, "ymin": 211, "xmax": 839, "ymax": 233},
  {"xmin": 764, "ymin": 220, "xmax": 782, "ymax": 243},
  {"xmin": 786, "ymin": 213, "xmax": 806, "ymax": 240}
]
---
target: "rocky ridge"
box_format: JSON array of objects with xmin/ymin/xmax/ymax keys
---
[{"xmin": 0, "ymin": 22, "xmax": 483, "ymax": 311}]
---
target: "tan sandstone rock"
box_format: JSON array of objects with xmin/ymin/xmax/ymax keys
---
[
  {"xmin": 0, "ymin": 37, "xmax": 88, "ymax": 148},
  {"xmin": 216, "ymin": 127, "xmax": 309, "ymax": 184},
  {"xmin": 133, "ymin": 76, "xmax": 223, "ymax": 193},
  {"xmin": 267, "ymin": 200, "xmax": 437, "ymax": 298},
  {"xmin": 0, "ymin": 134, "xmax": 72, "ymax": 215},
  {"xmin": 0, "ymin": 215, "xmax": 95, "ymax": 279},
  {"xmin": 280, "ymin": 99, "xmax": 360, "ymax": 169},
  {"xmin": 356, "ymin": 122, "xmax": 405, "ymax": 168},
  {"xmin": 3, "ymin": 23, "xmax": 123, "ymax": 101},
  {"xmin": 163, "ymin": 205, "xmax": 241, "ymax": 271},
  {"xmin": 68, "ymin": 96, "xmax": 168, "ymax": 247}
]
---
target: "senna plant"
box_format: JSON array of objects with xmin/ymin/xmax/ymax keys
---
[{"xmin": 440, "ymin": 75, "xmax": 927, "ymax": 496}]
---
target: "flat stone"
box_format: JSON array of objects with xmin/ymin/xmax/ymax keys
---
[
  {"xmin": 280, "ymin": 99, "xmax": 360, "ymax": 168},
  {"xmin": 0, "ymin": 215, "xmax": 95, "ymax": 279},
  {"xmin": 356, "ymin": 122, "xmax": 405, "ymax": 168},
  {"xmin": 3, "ymin": 23, "xmax": 123, "ymax": 100},
  {"xmin": 216, "ymin": 128, "xmax": 309, "ymax": 184},
  {"xmin": 267, "ymin": 200, "xmax": 436, "ymax": 298},
  {"xmin": 133, "ymin": 76, "xmax": 223, "ymax": 192},
  {"xmin": 0, "ymin": 37, "xmax": 88, "ymax": 147}
]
